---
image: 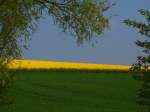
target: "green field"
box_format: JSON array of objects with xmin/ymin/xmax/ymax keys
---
[{"xmin": 1, "ymin": 70, "xmax": 141, "ymax": 112}]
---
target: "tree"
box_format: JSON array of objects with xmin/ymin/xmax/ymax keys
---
[
  {"xmin": 124, "ymin": 9, "xmax": 150, "ymax": 112},
  {"xmin": 0, "ymin": 0, "xmax": 111, "ymax": 106}
]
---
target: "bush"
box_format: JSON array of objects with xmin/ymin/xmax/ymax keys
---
[{"xmin": 0, "ymin": 62, "xmax": 14, "ymax": 106}]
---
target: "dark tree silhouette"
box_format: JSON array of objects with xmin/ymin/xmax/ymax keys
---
[{"xmin": 124, "ymin": 9, "xmax": 150, "ymax": 112}]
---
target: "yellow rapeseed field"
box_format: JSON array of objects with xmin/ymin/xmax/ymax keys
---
[{"xmin": 8, "ymin": 59, "xmax": 131, "ymax": 70}]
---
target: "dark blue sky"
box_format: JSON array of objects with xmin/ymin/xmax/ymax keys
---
[{"xmin": 23, "ymin": 0, "xmax": 150, "ymax": 65}]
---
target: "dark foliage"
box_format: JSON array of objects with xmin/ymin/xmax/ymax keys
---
[{"xmin": 124, "ymin": 9, "xmax": 150, "ymax": 112}]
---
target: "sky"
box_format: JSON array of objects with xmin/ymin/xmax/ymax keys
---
[{"xmin": 23, "ymin": 0, "xmax": 150, "ymax": 65}]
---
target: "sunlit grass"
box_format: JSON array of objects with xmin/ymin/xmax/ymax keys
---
[{"xmin": 0, "ymin": 70, "xmax": 140, "ymax": 112}]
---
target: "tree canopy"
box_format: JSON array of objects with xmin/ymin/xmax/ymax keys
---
[
  {"xmin": 124, "ymin": 9, "xmax": 150, "ymax": 71},
  {"xmin": 0, "ymin": 0, "xmax": 110, "ymax": 55}
]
